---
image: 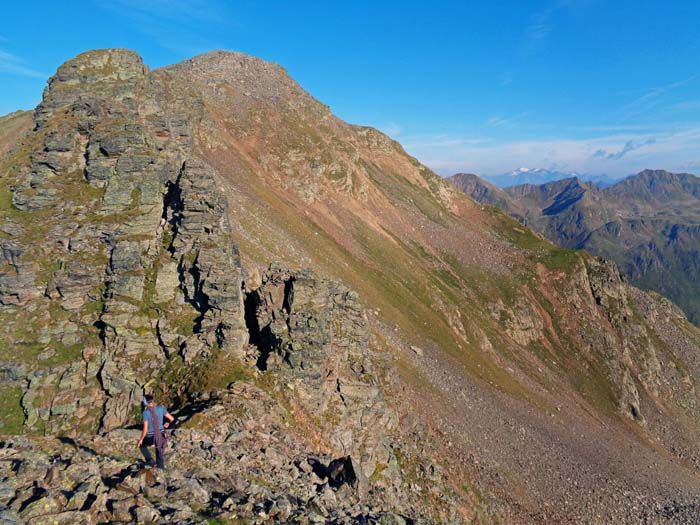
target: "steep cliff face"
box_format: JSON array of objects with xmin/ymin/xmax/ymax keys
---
[
  {"xmin": 0, "ymin": 50, "xmax": 247, "ymax": 435},
  {"xmin": 1, "ymin": 49, "xmax": 700, "ymax": 524},
  {"xmin": 247, "ymin": 265, "xmax": 398, "ymax": 480}
]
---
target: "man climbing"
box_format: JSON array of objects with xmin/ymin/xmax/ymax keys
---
[{"xmin": 137, "ymin": 394, "xmax": 175, "ymax": 469}]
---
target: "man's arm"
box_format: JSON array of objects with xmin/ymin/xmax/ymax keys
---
[
  {"xmin": 164, "ymin": 411, "xmax": 175, "ymax": 428},
  {"xmin": 137, "ymin": 420, "xmax": 148, "ymax": 446}
]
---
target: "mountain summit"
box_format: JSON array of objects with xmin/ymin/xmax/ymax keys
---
[{"xmin": 1, "ymin": 49, "xmax": 700, "ymax": 523}]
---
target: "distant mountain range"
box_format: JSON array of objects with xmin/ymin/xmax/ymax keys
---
[
  {"xmin": 482, "ymin": 167, "xmax": 620, "ymax": 188},
  {"xmin": 450, "ymin": 170, "xmax": 700, "ymax": 324}
]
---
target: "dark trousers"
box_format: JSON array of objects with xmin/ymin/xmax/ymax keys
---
[{"xmin": 140, "ymin": 434, "xmax": 165, "ymax": 469}]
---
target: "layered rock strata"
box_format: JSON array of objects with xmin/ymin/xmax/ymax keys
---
[{"xmin": 0, "ymin": 50, "xmax": 246, "ymax": 434}]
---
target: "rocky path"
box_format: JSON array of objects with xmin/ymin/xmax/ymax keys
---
[{"xmin": 0, "ymin": 428, "xmax": 416, "ymax": 525}]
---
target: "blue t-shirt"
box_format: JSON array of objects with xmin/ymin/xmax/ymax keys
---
[{"xmin": 142, "ymin": 405, "xmax": 168, "ymax": 435}]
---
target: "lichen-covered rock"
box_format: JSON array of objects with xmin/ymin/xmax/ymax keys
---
[
  {"xmin": 0, "ymin": 49, "xmax": 246, "ymax": 433},
  {"xmin": 247, "ymin": 265, "xmax": 400, "ymax": 484},
  {"xmin": 164, "ymin": 159, "xmax": 247, "ymax": 359}
]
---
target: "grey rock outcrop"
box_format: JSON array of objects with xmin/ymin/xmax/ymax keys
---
[
  {"xmin": 0, "ymin": 49, "xmax": 246, "ymax": 433},
  {"xmin": 248, "ymin": 265, "xmax": 400, "ymax": 488},
  {"xmin": 0, "ymin": 260, "xmax": 446, "ymax": 522}
]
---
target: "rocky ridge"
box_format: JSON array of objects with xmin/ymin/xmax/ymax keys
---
[
  {"xmin": 1, "ymin": 49, "xmax": 248, "ymax": 436},
  {"xmin": 0, "ymin": 266, "xmax": 447, "ymax": 523},
  {"xmin": 0, "ymin": 49, "xmax": 457, "ymax": 523}
]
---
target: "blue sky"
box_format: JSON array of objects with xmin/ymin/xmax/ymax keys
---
[{"xmin": 2, "ymin": 1, "xmax": 700, "ymax": 177}]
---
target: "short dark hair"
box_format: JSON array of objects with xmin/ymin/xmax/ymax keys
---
[{"xmin": 144, "ymin": 394, "xmax": 155, "ymax": 403}]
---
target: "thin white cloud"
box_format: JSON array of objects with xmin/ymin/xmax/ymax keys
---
[
  {"xmin": 615, "ymin": 75, "xmax": 699, "ymax": 122},
  {"xmin": 500, "ymin": 76, "xmax": 513, "ymax": 86},
  {"xmin": 519, "ymin": 123, "xmax": 661, "ymax": 133},
  {"xmin": 526, "ymin": 22, "xmax": 553, "ymax": 42},
  {"xmin": 0, "ymin": 49, "xmax": 46, "ymax": 78},
  {"xmin": 401, "ymin": 136, "xmax": 491, "ymax": 148},
  {"xmin": 105, "ymin": 0, "xmax": 225, "ymax": 23},
  {"xmin": 522, "ymin": 5, "xmax": 559, "ymax": 53},
  {"xmin": 665, "ymin": 98, "xmax": 700, "ymax": 112},
  {"xmin": 678, "ymin": 159, "xmax": 700, "ymax": 172},
  {"xmin": 521, "ymin": 0, "xmax": 596, "ymax": 55},
  {"xmin": 485, "ymin": 112, "xmax": 529, "ymax": 128}
]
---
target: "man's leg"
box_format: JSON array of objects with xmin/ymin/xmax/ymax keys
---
[
  {"xmin": 155, "ymin": 446, "xmax": 165, "ymax": 469},
  {"xmin": 140, "ymin": 436, "xmax": 155, "ymax": 466}
]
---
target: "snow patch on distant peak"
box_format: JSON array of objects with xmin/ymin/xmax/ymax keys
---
[{"xmin": 484, "ymin": 167, "xmax": 616, "ymax": 188}]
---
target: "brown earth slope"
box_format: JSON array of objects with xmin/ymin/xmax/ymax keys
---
[
  {"xmin": 0, "ymin": 49, "xmax": 699, "ymax": 524},
  {"xmin": 0, "ymin": 110, "xmax": 32, "ymax": 158}
]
